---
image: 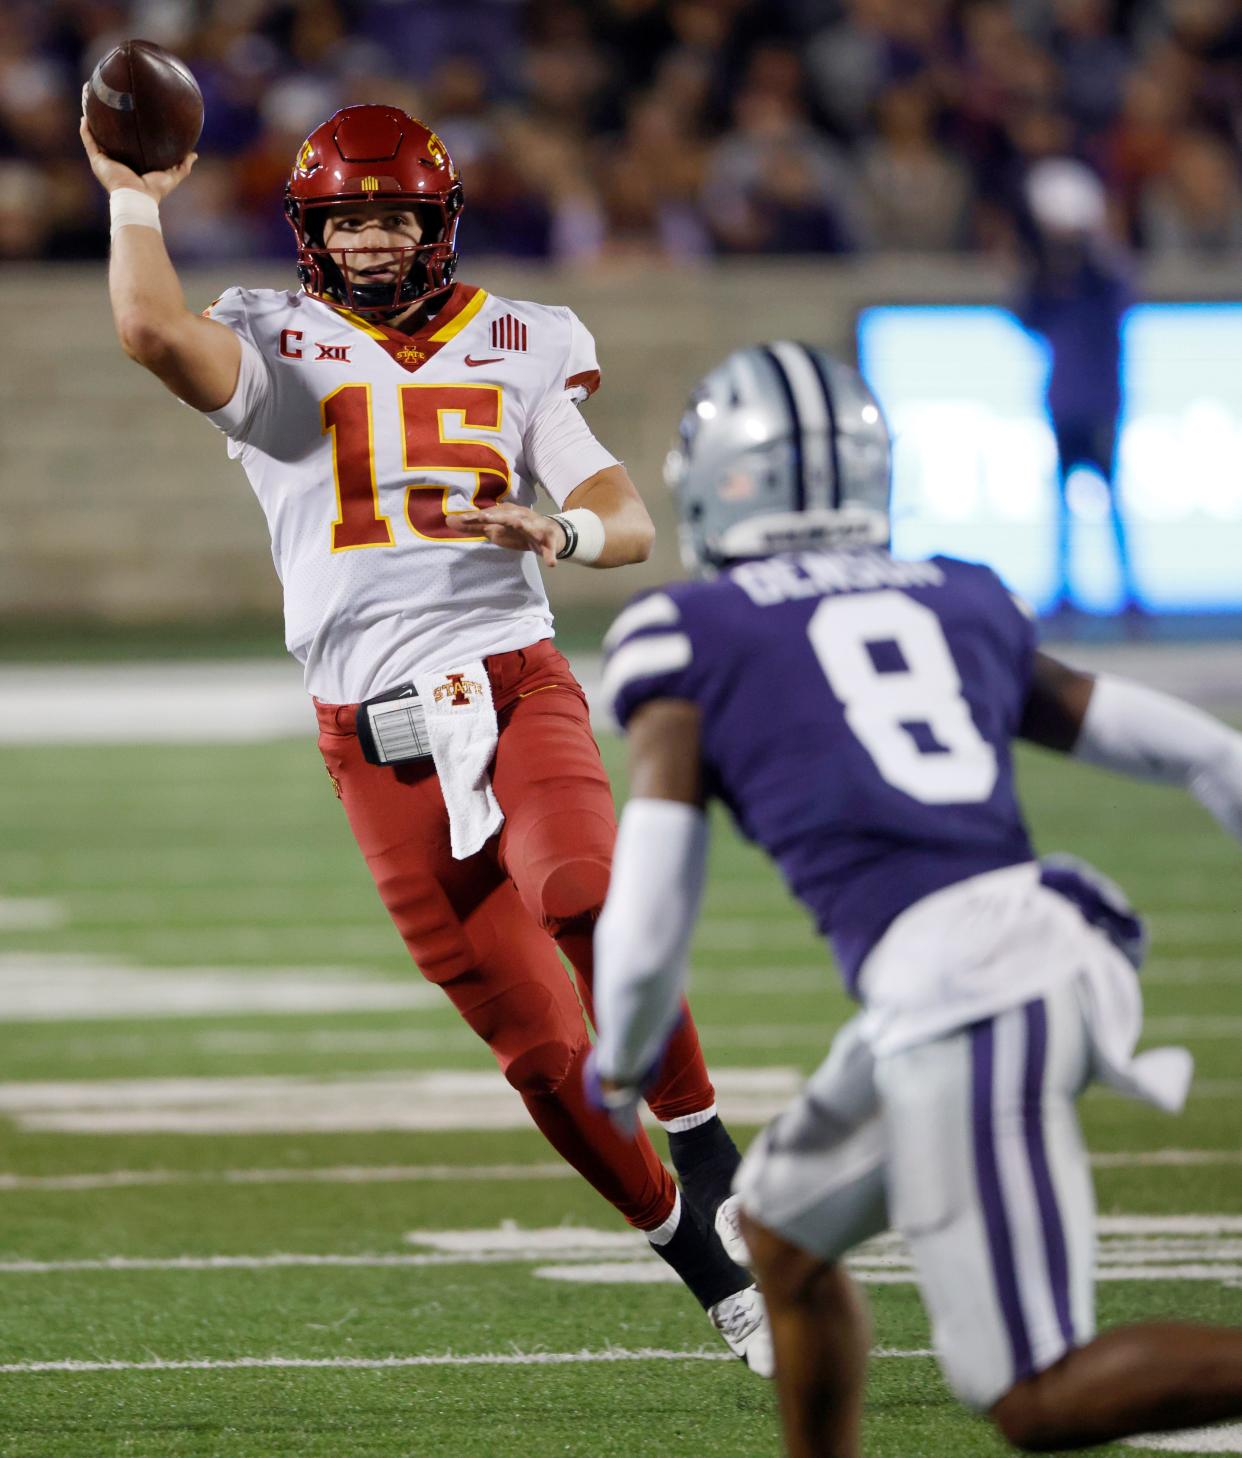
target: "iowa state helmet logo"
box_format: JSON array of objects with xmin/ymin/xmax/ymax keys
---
[{"xmin": 424, "ymin": 131, "xmax": 456, "ymax": 178}]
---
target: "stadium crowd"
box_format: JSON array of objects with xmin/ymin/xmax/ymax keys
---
[{"xmin": 3, "ymin": 0, "xmax": 1240, "ymax": 265}]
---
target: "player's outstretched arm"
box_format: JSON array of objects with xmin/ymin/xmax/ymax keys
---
[
  {"xmin": 80, "ymin": 116, "xmax": 240, "ymax": 411},
  {"xmin": 1021, "ymin": 652, "xmax": 1242, "ymax": 840},
  {"xmin": 590, "ymin": 699, "xmax": 707, "ymax": 1129},
  {"xmin": 457, "ymin": 465, "xmax": 654, "ymax": 569}
]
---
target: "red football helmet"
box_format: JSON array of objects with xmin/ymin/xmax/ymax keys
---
[{"xmin": 284, "ymin": 105, "xmax": 464, "ymax": 316}]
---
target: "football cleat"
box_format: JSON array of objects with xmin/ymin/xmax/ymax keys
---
[
  {"xmin": 714, "ymin": 1192, "xmax": 752, "ymax": 1270},
  {"xmin": 707, "ymin": 1283, "xmax": 774, "ymax": 1378}
]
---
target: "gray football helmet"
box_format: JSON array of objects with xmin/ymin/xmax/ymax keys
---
[{"xmin": 665, "ymin": 342, "xmax": 892, "ymax": 573}]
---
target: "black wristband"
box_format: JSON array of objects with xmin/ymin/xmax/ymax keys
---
[{"xmin": 552, "ymin": 513, "xmax": 578, "ymax": 560}]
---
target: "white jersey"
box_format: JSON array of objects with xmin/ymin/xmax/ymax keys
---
[{"xmin": 202, "ymin": 283, "xmax": 618, "ymax": 702}]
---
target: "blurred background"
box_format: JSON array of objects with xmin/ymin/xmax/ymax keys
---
[{"xmin": 1, "ymin": 0, "xmax": 1241, "ymax": 643}]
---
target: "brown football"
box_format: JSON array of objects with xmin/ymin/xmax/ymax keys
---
[{"xmin": 85, "ymin": 39, "xmax": 203, "ymax": 174}]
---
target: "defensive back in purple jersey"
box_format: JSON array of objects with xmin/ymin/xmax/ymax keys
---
[{"xmin": 603, "ymin": 549, "xmax": 1038, "ymax": 991}]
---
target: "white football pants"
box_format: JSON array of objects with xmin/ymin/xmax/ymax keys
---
[{"xmin": 736, "ymin": 976, "xmax": 1096, "ymax": 1410}]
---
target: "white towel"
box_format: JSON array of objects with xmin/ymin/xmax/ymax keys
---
[
  {"xmin": 1077, "ymin": 939, "xmax": 1194, "ymax": 1114},
  {"xmin": 412, "ymin": 661, "xmax": 504, "ymax": 859}
]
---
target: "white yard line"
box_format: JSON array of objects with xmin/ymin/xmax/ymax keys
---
[
  {"xmin": 0, "ymin": 1253, "xmax": 529, "ymax": 1273},
  {"xmin": 1181, "ymin": 1082, "xmax": 1242, "ymax": 1099},
  {"xmin": 0, "ymin": 1345, "xmax": 932, "ymax": 1375},
  {"xmin": 1096, "ymin": 1216, "xmax": 1242, "ymax": 1235},
  {"xmin": 1146, "ymin": 913, "xmax": 1242, "ymax": 937},
  {"xmin": 0, "ymin": 659, "xmax": 608, "ymax": 743},
  {"xmin": 0, "ymin": 1067, "xmax": 803, "ymax": 1134},
  {"xmin": 0, "ymin": 1059, "xmax": 1232, "ymax": 1132},
  {"xmin": 1143, "ymin": 1018, "xmax": 1242, "ymax": 1039},
  {"xmin": 532, "ymin": 1262, "xmax": 1242, "ymax": 1288},
  {"xmin": 4, "ymin": 1151, "xmax": 1242, "ymax": 1192},
  {"xmin": 2, "ymin": 646, "xmax": 1237, "ymax": 747},
  {"xmin": 194, "ymin": 1028, "xmax": 473, "ymax": 1054},
  {"xmin": 12, "ymin": 1028, "xmax": 477, "ymax": 1062},
  {"xmin": 538, "ymin": 1263, "xmax": 682, "ymax": 1284},
  {"xmin": 6, "ymin": 1217, "xmax": 1242, "ymax": 1283},
  {"xmin": 0, "ymin": 1164, "xmax": 576, "ymax": 1192},
  {"xmin": 0, "ymin": 662, "xmax": 315, "ymax": 745},
  {"xmin": 0, "ymin": 899, "xmax": 65, "ymax": 931},
  {"xmin": 1092, "ymin": 1151, "xmax": 1242, "ymax": 1169},
  {"xmin": 4, "ymin": 1251, "xmax": 1241, "ymax": 1284},
  {"xmin": 1126, "ymin": 1426, "xmax": 1242, "ymax": 1453},
  {"xmin": 0, "ymin": 953, "xmax": 437, "ymax": 1020},
  {"xmin": 1142, "ymin": 966, "xmax": 1238, "ymax": 987}
]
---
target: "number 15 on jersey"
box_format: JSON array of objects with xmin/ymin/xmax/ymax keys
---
[{"xmin": 321, "ymin": 382, "xmax": 511, "ymax": 551}]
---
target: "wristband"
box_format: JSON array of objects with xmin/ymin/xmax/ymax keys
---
[
  {"xmin": 110, "ymin": 188, "xmax": 161, "ymax": 237},
  {"xmin": 551, "ymin": 508, "xmax": 606, "ymax": 564}
]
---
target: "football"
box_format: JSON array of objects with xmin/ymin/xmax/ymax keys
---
[{"xmin": 84, "ymin": 39, "xmax": 203, "ymax": 175}]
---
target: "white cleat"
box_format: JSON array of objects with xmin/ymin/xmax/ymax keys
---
[
  {"xmin": 707, "ymin": 1283, "xmax": 774, "ymax": 1378},
  {"xmin": 715, "ymin": 1193, "xmax": 752, "ymax": 1269}
]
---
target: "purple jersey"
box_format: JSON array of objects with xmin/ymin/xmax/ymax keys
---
[{"xmin": 604, "ymin": 549, "xmax": 1038, "ymax": 993}]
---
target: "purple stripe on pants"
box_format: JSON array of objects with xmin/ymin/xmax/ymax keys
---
[
  {"xmin": 1022, "ymin": 998, "xmax": 1075, "ymax": 1348},
  {"xmin": 971, "ymin": 1017, "xmax": 1033, "ymax": 1382}
]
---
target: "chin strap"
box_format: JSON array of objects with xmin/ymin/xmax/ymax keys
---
[{"xmin": 346, "ymin": 278, "xmax": 422, "ymax": 313}]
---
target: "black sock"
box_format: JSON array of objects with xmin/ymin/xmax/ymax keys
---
[
  {"xmin": 648, "ymin": 1199, "xmax": 751, "ymax": 1310},
  {"xmin": 666, "ymin": 1115, "xmax": 742, "ymax": 1226}
]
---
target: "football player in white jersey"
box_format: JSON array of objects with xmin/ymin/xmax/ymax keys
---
[{"xmin": 80, "ymin": 102, "xmax": 772, "ymax": 1371}]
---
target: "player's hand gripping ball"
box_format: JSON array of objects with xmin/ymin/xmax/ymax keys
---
[{"xmin": 83, "ymin": 40, "xmax": 203, "ymax": 175}]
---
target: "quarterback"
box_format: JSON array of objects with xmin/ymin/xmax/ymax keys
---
[
  {"xmin": 590, "ymin": 341, "xmax": 1242, "ymax": 1453},
  {"xmin": 80, "ymin": 103, "xmax": 769, "ymax": 1369}
]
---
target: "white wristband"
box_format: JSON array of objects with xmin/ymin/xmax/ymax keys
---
[
  {"xmin": 110, "ymin": 188, "xmax": 161, "ymax": 237},
  {"xmin": 551, "ymin": 508, "xmax": 606, "ymax": 564}
]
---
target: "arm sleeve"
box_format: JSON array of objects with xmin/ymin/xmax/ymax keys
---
[
  {"xmin": 198, "ymin": 289, "xmax": 276, "ymax": 446},
  {"xmin": 1075, "ymin": 675, "xmax": 1242, "ymax": 840},
  {"xmin": 601, "ymin": 591, "xmax": 697, "ymax": 729},
  {"xmin": 592, "ymin": 798, "xmax": 710, "ymax": 1085}
]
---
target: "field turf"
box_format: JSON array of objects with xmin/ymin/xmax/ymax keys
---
[{"xmin": 0, "ymin": 733, "xmax": 1240, "ymax": 1457}]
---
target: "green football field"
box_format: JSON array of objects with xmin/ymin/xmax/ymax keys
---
[{"xmin": 1, "ymin": 731, "xmax": 1240, "ymax": 1458}]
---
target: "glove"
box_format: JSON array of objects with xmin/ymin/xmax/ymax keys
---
[{"xmin": 582, "ymin": 1047, "xmax": 644, "ymax": 1136}]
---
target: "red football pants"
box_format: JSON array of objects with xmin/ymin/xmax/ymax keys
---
[{"xmin": 315, "ymin": 638, "xmax": 715, "ymax": 1230}]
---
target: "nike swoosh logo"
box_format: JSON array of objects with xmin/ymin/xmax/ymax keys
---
[{"xmin": 464, "ymin": 355, "xmax": 503, "ymax": 367}]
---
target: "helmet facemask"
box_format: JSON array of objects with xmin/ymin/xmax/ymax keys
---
[{"xmin": 285, "ymin": 186, "xmax": 463, "ymax": 318}]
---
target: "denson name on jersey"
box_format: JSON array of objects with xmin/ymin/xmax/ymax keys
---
[
  {"xmin": 200, "ymin": 282, "xmax": 614, "ymax": 704},
  {"xmin": 603, "ymin": 547, "xmax": 1038, "ymax": 989}
]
